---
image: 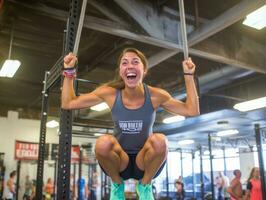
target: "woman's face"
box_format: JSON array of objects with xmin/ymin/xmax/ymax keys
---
[
  {"xmin": 253, "ymin": 167, "xmax": 260, "ymax": 178},
  {"xmin": 175, "ymin": 182, "xmax": 183, "ymax": 192},
  {"xmin": 119, "ymin": 52, "xmax": 146, "ymax": 88}
]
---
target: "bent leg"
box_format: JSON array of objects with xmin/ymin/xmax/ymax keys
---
[
  {"xmin": 136, "ymin": 133, "xmax": 168, "ymax": 184},
  {"xmin": 95, "ymin": 134, "xmax": 129, "ymax": 184}
]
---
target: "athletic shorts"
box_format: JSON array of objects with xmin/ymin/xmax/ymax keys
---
[{"xmin": 100, "ymin": 153, "xmax": 166, "ymax": 180}]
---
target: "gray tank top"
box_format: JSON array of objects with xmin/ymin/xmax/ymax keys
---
[{"xmin": 111, "ymin": 84, "xmax": 156, "ymax": 154}]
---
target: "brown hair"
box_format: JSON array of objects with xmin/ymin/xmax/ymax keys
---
[
  {"xmin": 106, "ymin": 48, "xmax": 148, "ymax": 90},
  {"xmin": 247, "ymin": 167, "xmax": 259, "ymax": 183},
  {"xmin": 10, "ymin": 170, "xmax": 16, "ymax": 177}
]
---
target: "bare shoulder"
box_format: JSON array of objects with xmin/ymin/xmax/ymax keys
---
[
  {"xmin": 230, "ymin": 178, "xmax": 239, "ymax": 187},
  {"xmin": 147, "ymin": 85, "xmax": 171, "ymax": 108},
  {"xmin": 148, "ymin": 85, "xmax": 171, "ymax": 99},
  {"xmin": 93, "ymin": 85, "xmax": 117, "ymax": 108},
  {"xmin": 93, "ymin": 85, "xmax": 116, "ymax": 98}
]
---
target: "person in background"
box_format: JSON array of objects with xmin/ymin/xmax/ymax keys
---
[
  {"xmin": 227, "ymin": 169, "xmax": 243, "ymax": 200},
  {"xmin": 215, "ymin": 175, "xmax": 224, "ymax": 200},
  {"xmin": 3, "ymin": 170, "xmax": 16, "ymax": 200},
  {"xmin": 175, "ymin": 179, "xmax": 185, "ymax": 200},
  {"xmin": 70, "ymin": 174, "xmax": 76, "ymax": 200},
  {"xmin": 77, "ymin": 176, "xmax": 88, "ymax": 200},
  {"xmin": 215, "ymin": 171, "xmax": 229, "ymax": 200},
  {"xmin": 44, "ymin": 178, "xmax": 54, "ymax": 200},
  {"xmin": 245, "ymin": 167, "xmax": 262, "ymax": 200},
  {"xmin": 223, "ymin": 173, "xmax": 230, "ymax": 200},
  {"xmin": 88, "ymin": 172, "xmax": 98, "ymax": 200},
  {"xmin": 30, "ymin": 180, "xmax": 36, "ymax": 200},
  {"xmin": 23, "ymin": 175, "xmax": 32, "ymax": 200}
]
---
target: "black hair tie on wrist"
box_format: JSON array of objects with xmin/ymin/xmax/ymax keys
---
[
  {"xmin": 183, "ymin": 72, "xmax": 194, "ymax": 76},
  {"xmin": 62, "ymin": 67, "xmax": 76, "ymax": 70}
]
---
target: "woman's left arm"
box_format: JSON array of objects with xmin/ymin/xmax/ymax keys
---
[
  {"xmin": 159, "ymin": 58, "xmax": 199, "ymax": 116},
  {"xmin": 183, "ymin": 58, "xmax": 200, "ymax": 116}
]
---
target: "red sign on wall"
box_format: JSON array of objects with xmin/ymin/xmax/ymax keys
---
[
  {"xmin": 15, "ymin": 141, "xmax": 39, "ymax": 160},
  {"xmin": 71, "ymin": 146, "xmax": 81, "ymax": 162}
]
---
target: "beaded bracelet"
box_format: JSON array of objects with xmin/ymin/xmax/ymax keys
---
[
  {"xmin": 63, "ymin": 68, "xmax": 76, "ymax": 78},
  {"xmin": 63, "ymin": 71, "xmax": 76, "ymax": 78}
]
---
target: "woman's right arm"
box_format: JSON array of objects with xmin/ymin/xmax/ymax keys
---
[
  {"xmin": 61, "ymin": 78, "xmax": 107, "ymax": 110},
  {"xmin": 61, "ymin": 53, "xmax": 109, "ymax": 110}
]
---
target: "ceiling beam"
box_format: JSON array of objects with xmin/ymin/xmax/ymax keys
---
[
  {"xmin": 148, "ymin": 0, "xmax": 266, "ymax": 67},
  {"xmin": 162, "ymin": 6, "xmax": 209, "ymax": 24},
  {"xmin": 188, "ymin": 0, "xmax": 265, "ymax": 46},
  {"xmin": 114, "ymin": 0, "xmax": 165, "ymax": 39},
  {"xmin": 0, "ymin": 36, "xmax": 59, "ymax": 53},
  {"xmin": 7, "ymin": 0, "xmax": 266, "ymax": 74},
  {"xmin": 1, "ymin": 28, "xmax": 60, "ymax": 43},
  {"xmin": 89, "ymin": 0, "xmax": 127, "ymax": 26}
]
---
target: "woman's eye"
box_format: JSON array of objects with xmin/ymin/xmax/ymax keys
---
[
  {"xmin": 133, "ymin": 60, "xmax": 140, "ymax": 65},
  {"xmin": 121, "ymin": 62, "xmax": 128, "ymax": 66}
]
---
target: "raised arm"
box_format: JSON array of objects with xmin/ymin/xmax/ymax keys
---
[
  {"xmin": 158, "ymin": 58, "xmax": 199, "ymax": 116},
  {"xmin": 61, "ymin": 53, "xmax": 113, "ymax": 110}
]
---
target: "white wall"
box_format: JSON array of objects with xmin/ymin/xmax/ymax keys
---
[
  {"xmin": 0, "ymin": 111, "xmax": 98, "ymax": 198},
  {"xmin": 239, "ymin": 151, "xmax": 255, "ymax": 182}
]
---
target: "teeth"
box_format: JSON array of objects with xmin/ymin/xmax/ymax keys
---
[{"xmin": 127, "ymin": 73, "xmax": 136, "ymax": 76}]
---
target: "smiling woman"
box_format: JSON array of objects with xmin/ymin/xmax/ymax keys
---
[
  {"xmin": 61, "ymin": 47, "xmax": 199, "ymax": 200},
  {"xmin": 106, "ymin": 48, "xmax": 149, "ymax": 90}
]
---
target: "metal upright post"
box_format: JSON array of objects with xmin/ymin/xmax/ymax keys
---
[
  {"xmin": 101, "ymin": 171, "xmax": 103, "ymax": 199},
  {"xmin": 222, "ymin": 146, "xmax": 227, "ymax": 175},
  {"xmin": 165, "ymin": 160, "xmax": 169, "ymax": 198},
  {"xmin": 53, "ymin": 160, "xmax": 57, "ymax": 199},
  {"xmin": 192, "ymin": 151, "xmax": 195, "ymax": 198},
  {"xmin": 199, "ymin": 145, "xmax": 204, "ymax": 200},
  {"xmin": 254, "ymin": 124, "xmax": 266, "ymax": 200},
  {"xmin": 73, "ymin": 163, "xmax": 77, "ymax": 199},
  {"xmin": 208, "ymin": 134, "xmax": 215, "ymax": 200},
  {"xmin": 78, "ymin": 146, "xmax": 83, "ymax": 200},
  {"xmin": 56, "ymin": 0, "xmax": 82, "ymax": 199},
  {"xmin": 36, "ymin": 71, "xmax": 50, "ymax": 200},
  {"xmin": 180, "ymin": 149, "xmax": 183, "ymax": 178},
  {"xmin": 16, "ymin": 160, "xmax": 21, "ymax": 200}
]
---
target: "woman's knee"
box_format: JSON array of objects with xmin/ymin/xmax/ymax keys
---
[
  {"xmin": 95, "ymin": 135, "xmax": 115, "ymax": 157},
  {"xmin": 149, "ymin": 133, "xmax": 168, "ymax": 155}
]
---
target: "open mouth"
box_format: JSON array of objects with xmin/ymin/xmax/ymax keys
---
[{"xmin": 126, "ymin": 72, "xmax": 137, "ymax": 80}]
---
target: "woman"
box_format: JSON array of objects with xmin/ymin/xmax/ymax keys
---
[
  {"xmin": 215, "ymin": 172, "xmax": 229, "ymax": 200},
  {"xmin": 23, "ymin": 175, "xmax": 32, "ymax": 200},
  {"xmin": 44, "ymin": 178, "xmax": 54, "ymax": 200},
  {"xmin": 245, "ymin": 167, "xmax": 262, "ymax": 200},
  {"xmin": 175, "ymin": 180, "xmax": 185, "ymax": 200},
  {"xmin": 62, "ymin": 48, "xmax": 199, "ymax": 200},
  {"xmin": 3, "ymin": 170, "xmax": 16, "ymax": 200}
]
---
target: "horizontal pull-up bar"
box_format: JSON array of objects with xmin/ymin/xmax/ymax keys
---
[{"xmin": 76, "ymin": 78, "xmax": 100, "ymax": 85}]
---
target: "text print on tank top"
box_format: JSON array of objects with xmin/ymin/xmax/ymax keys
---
[{"xmin": 111, "ymin": 84, "xmax": 156, "ymax": 153}]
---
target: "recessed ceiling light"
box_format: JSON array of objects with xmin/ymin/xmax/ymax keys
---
[
  {"xmin": 90, "ymin": 102, "xmax": 109, "ymax": 111},
  {"xmin": 94, "ymin": 133, "xmax": 104, "ymax": 137},
  {"xmin": 163, "ymin": 115, "xmax": 185, "ymax": 124},
  {"xmin": 177, "ymin": 139, "xmax": 194, "ymax": 145},
  {"xmin": 0, "ymin": 60, "xmax": 21, "ymax": 78},
  {"xmin": 213, "ymin": 137, "xmax": 221, "ymax": 142},
  {"xmin": 216, "ymin": 129, "xmax": 239, "ymax": 137},
  {"xmin": 242, "ymin": 5, "xmax": 266, "ymax": 30},
  {"xmin": 46, "ymin": 120, "xmax": 59, "ymax": 128},
  {"xmin": 233, "ymin": 97, "xmax": 266, "ymax": 112}
]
